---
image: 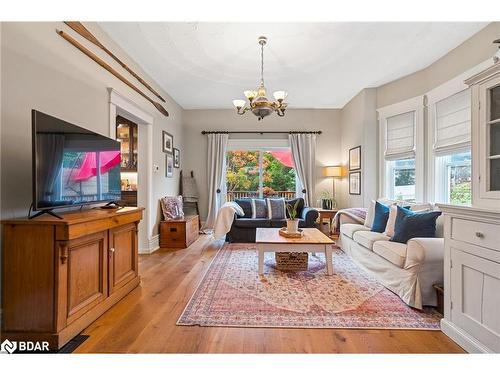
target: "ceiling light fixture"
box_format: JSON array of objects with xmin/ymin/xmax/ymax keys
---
[{"xmin": 232, "ymin": 36, "xmax": 288, "ymax": 120}]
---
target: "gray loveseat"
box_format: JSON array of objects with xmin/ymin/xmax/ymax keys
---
[{"xmin": 226, "ymin": 197, "xmax": 319, "ymax": 243}]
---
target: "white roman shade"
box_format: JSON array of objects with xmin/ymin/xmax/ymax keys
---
[
  {"xmin": 434, "ymin": 88, "xmax": 471, "ymax": 155},
  {"xmin": 385, "ymin": 111, "xmax": 415, "ymax": 160}
]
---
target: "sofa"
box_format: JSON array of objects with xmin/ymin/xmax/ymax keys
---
[
  {"xmin": 226, "ymin": 197, "xmax": 319, "ymax": 243},
  {"xmin": 338, "ymin": 201, "xmax": 444, "ymax": 309}
]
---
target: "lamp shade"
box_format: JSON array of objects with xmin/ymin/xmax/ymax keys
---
[
  {"xmin": 323, "ymin": 166, "xmax": 342, "ymax": 178},
  {"xmin": 232, "ymin": 99, "xmax": 246, "ymax": 109}
]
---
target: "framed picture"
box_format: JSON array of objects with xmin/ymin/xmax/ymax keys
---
[
  {"xmin": 349, "ymin": 145, "xmax": 361, "ymax": 170},
  {"xmin": 349, "ymin": 171, "xmax": 361, "ymax": 195},
  {"xmin": 166, "ymin": 154, "xmax": 174, "ymax": 177},
  {"xmin": 173, "ymin": 148, "xmax": 180, "ymax": 168},
  {"xmin": 162, "ymin": 131, "xmax": 174, "ymax": 154}
]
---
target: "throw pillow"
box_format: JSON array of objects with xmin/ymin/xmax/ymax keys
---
[
  {"xmin": 364, "ymin": 200, "xmax": 376, "ymax": 228},
  {"xmin": 234, "ymin": 198, "xmax": 253, "ymax": 218},
  {"xmin": 371, "ymin": 201, "xmax": 391, "ymax": 233},
  {"xmin": 266, "ymin": 198, "xmax": 286, "ymax": 219},
  {"xmin": 160, "ymin": 195, "xmax": 184, "ymax": 220},
  {"xmin": 391, "ymin": 206, "xmax": 442, "ymax": 244},
  {"xmin": 384, "ymin": 204, "xmax": 413, "ymax": 237},
  {"xmin": 251, "ymin": 198, "xmax": 268, "ymax": 219}
]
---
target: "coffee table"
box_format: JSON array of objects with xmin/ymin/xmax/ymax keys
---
[{"xmin": 255, "ymin": 228, "xmax": 335, "ymax": 275}]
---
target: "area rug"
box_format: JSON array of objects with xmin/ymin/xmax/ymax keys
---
[{"xmin": 177, "ymin": 243, "xmax": 441, "ymax": 329}]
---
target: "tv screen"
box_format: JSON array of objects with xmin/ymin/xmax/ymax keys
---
[{"xmin": 32, "ymin": 110, "xmax": 122, "ymax": 210}]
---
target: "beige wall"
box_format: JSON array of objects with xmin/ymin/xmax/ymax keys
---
[
  {"xmin": 339, "ymin": 88, "xmax": 378, "ymax": 209},
  {"xmin": 183, "ymin": 109, "xmax": 342, "ymax": 219},
  {"xmin": 0, "ymin": 22, "xmax": 184, "ymax": 251},
  {"xmin": 377, "ymin": 22, "xmax": 500, "ymax": 108}
]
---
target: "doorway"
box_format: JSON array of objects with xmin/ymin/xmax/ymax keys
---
[{"xmin": 116, "ymin": 115, "xmax": 138, "ymax": 206}]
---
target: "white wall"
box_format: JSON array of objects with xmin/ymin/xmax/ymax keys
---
[
  {"xmin": 0, "ymin": 22, "xmax": 184, "ymax": 252},
  {"xmin": 339, "ymin": 88, "xmax": 378, "ymax": 209},
  {"xmin": 183, "ymin": 109, "xmax": 342, "ymax": 220}
]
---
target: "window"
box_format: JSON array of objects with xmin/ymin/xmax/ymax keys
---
[
  {"xmin": 387, "ymin": 158, "xmax": 416, "ymax": 201},
  {"xmin": 225, "ymin": 148, "xmax": 296, "ymax": 201},
  {"xmin": 430, "ymin": 88, "xmax": 472, "ymax": 204},
  {"xmin": 435, "ymin": 151, "xmax": 471, "ymax": 205},
  {"xmin": 378, "ymin": 97, "xmax": 423, "ymax": 202}
]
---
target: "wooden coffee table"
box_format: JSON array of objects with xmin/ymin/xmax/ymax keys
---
[{"xmin": 255, "ymin": 228, "xmax": 335, "ymax": 275}]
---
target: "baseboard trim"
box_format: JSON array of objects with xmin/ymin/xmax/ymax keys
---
[
  {"xmin": 440, "ymin": 318, "xmax": 493, "ymax": 353},
  {"xmin": 139, "ymin": 235, "xmax": 160, "ymax": 254}
]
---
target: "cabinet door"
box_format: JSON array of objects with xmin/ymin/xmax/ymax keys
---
[
  {"xmin": 450, "ymin": 247, "xmax": 500, "ymax": 352},
  {"xmin": 62, "ymin": 231, "xmax": 108, "ymax": 325},
  {"xmin": 109, "ymin": 223, "xmax": 138, "ymax": 295}
]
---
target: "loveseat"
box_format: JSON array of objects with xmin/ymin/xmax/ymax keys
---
[
  {"xmin": 226, "ymin": 198, "xmax": 319, "ymax": 243},
  {"xmin": 338, "ymin": 200, "xmax": 444, "ymax": 309}
]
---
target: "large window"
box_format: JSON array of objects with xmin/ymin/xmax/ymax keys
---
[
  {"xmin": 430, "ymin": 88, "xmax": 472, "ymax": 205},
  {"xmin": 387, "ymin": 158, "xmax": 416, "ymax": 201},
  {"xmin": 435, "ymin": 151, "xmax": 471, "ymax": 205},
  {"xmin": 379, "ymin": 98, "xmax": 423, "ymax": 202},
  {"xmin": 225, "ymin": 149, "xmax": 296, "ymax": 201}
]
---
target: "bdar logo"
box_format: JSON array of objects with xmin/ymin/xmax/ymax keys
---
[{"xmin": 1, "ymin": 339, "xmax": 17, "ymax": 354}]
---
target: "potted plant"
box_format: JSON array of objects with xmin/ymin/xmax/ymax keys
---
[
  {"xmin": 320, "ymin": 190, "xmax": 336, "ymax": 209},
  {"xmin": 285, "ymin": 200, "xmax": 301, "ymax": 233}
]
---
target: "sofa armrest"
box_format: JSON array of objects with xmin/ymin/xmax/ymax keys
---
[
  {"xmin": 301, "ymin": 207, "xmax": 319, "ymax": 226},
  {"xmin": 404, "ymin": 237, "xmax": 444, "ymax": 269}
]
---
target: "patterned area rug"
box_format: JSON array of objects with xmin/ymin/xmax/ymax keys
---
[{"xmin": 177, "ymin": 243, "xmax": 441, "ymax": 329}]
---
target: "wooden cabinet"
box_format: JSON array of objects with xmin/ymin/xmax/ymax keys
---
[
  {"xmin": 1, "ymin": 207, "xmax": 143, "ymax": 349},
  {"xmin": 159, "ymin": 215, "xmax": 199, "ymax": 249},
  {"xmin": 440, "ymin": 204, "xmax": 500, "ymax": 353},
  {"xmin": 465, "ymin": 62, "xmax": 500, "ymax": 208},
  {"xmin": 108, "ymin": 223, "xmax": 138, "ymax": 295}
]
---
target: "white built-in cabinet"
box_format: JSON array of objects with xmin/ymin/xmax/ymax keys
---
[
  {"xmin": 466, "ymin": 62, "xmax": 500, "ymax": 208},
  {"xmin": 439, "ymin": 62, "xmax": 500, "ymax": 353},
  {"xmin": 439, "ymin": 205, "xmax": 500, "ymax": 353}
]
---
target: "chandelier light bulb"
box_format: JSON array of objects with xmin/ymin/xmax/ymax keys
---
[
  {"xmin": 244, "ymin": 90, "xmax": 256, "ymax": 100},
  {"xmin": 273, "ymin": 91, "xmax": 287, "ymax": 102},
  {"xmin": 232, "ymin": 99, "xmax": 246, "ymax": 109}
]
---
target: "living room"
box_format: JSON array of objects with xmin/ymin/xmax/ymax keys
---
[{"xmin": 1, "ymin": 0, "xmax": 500, "ymax": 371}]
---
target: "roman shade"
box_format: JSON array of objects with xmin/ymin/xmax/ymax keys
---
[
  {"xmin": 385, "ymin": 111, "xmax": 415, "ymax": 160},
  {"xmin": 434, "ymin": 89, "xmax": 471, "ymax": 155}
]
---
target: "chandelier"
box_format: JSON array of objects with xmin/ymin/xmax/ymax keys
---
[{"xmin": 232, "ymin": 36, "xmax": 288, "ymax": 120}]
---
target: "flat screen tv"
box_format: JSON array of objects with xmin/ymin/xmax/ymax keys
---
[{"xmin": 32, "ymin": 110, "xmax": 122, "ymax": 212}]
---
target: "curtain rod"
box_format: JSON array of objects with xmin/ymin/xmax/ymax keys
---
[{"xmin": 201, "ymin": 130, "xmax": 322, "ymax": 135}]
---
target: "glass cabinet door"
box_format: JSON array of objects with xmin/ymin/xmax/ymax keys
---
[{"xmin": 488, "ymin": 85, "xmax": 500, "ymax": 191}]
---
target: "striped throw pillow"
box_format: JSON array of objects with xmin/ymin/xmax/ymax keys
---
[{"xmin": 266, "ymin": 198, "xmax": 286, "ymax": 220}]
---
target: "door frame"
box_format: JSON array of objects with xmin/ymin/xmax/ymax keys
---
[{"xmin": 108, "ymin": 88, "xmax": 154, "ymax": 253}]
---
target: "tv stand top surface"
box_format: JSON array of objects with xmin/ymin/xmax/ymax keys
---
[{"xmin": 2, "ymin": 206, "xmax": 144, "ymax": 226}]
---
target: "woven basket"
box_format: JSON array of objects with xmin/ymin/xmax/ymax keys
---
[{"xmin": 275, "ymin": 252, "xmax": 308, "ymax": 271}]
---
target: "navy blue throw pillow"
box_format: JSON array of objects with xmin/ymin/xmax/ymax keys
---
[
  {"xmin": 371, "ymin": 201, "xmax": 391, "ymax": 233},
  {"xmin": 234, "ymin": 198, "xmax": 252, "ymax": 218},
  {"xmin": 391, "ymin": 206, "xmax": 442, "ymax": 244}
]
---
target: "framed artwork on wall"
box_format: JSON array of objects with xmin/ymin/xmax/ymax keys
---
[
  {"xmin": 173, "ymin": 148, "xmax": 180, "ymax": 168},
  {"xmin": 349, "ymin": 171, "xmax": 361, "ymax": 195},
  {"xmin": 166, "ymin": 154, "xmax": 174, "ymax": 177},
  {"xmin": 162, "ymin": 131, "xmax": 174, "ymax": 154},
  {"xmin": 349, "ymin": 145, "xmax": 361, "ymax": 170}
]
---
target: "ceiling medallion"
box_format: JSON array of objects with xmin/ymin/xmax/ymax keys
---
[{"xmin": 232, "ymin": 36, "xmax": 288, "ymax": 121}]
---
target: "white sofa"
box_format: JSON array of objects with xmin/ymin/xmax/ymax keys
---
[{"xmin": 338, "ymin": 203, "xmax": 444, "ymax": 309}]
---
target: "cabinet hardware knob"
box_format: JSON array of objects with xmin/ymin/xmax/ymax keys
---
[
  {"xmin": 110, "ymin": 247, "xmax": 115, "ymax": 252},
  {"xmin": 475, "ymin": 232, "xmax": 484, "ymax": 238}
]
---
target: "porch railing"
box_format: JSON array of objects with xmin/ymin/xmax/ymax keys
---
[{"xmin": 226, "ymin": 190, "xmax": 296, "ymax": 202}]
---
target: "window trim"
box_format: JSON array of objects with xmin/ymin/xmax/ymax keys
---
[
  {"xmin": 377, "ymin": 96, "xmax": 425, "ymax": 202},
  {"xmin": 425, "ymin": 59, "xmax": 492, "ymax": 203}
]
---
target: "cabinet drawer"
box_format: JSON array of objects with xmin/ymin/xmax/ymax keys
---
[{"xmin": 451, "ymin": 218, "xmax": 500, "ymax": 251}]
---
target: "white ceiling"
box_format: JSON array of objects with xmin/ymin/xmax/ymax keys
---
[{"xmin": 99, "ymin": 22, "xmax": 487, "ymax": 109}]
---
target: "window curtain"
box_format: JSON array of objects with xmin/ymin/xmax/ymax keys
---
[
  {"xmin": 385, "ymin": 111, "xmax": 415, "ymax": 161},
  {"xmin": 37, "ymin": 133, "xmax": 65, "ymax": 203},
  {"xmin": 434, "ymin": 88, "xmax": 471, "ymax": 155},
  {"xmin": 289, "ymin": 133, "xmax": 316, "ymax": 206},
  {"xmin": 202, "ymin": 133, "xmax": 229, "ymax": 231}
]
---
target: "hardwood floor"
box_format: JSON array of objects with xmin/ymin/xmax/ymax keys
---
[{"xmin": 75, "ymin": 235, "xmax": 464, "ymax": 353}]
